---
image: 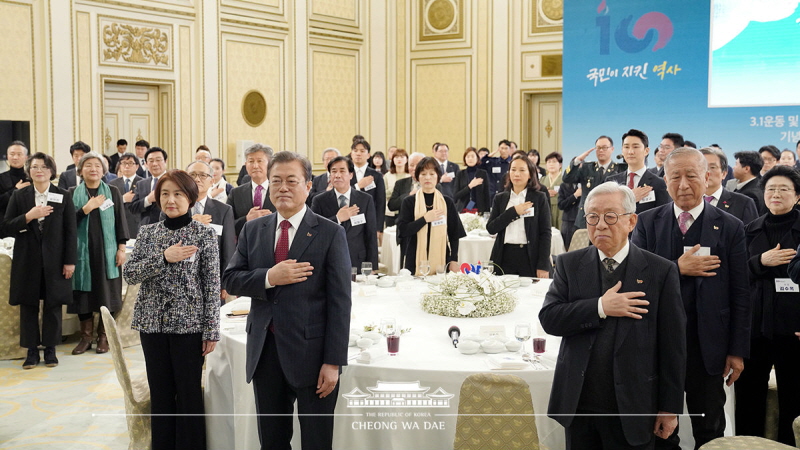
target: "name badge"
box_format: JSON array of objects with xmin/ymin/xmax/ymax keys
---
[
  {"xmin": 432, "ymin": 217, "xmax": 446, "ymax": 227},
  {"xmin": 47, "ymin": 192, "xmax": 63, "ymax": 204},
  {"xmin": 683, "ymin": 246, "xmax": 711, "ymax": 256},
  {"xmin": 492, "ymin": 167, "xmax": 501, "ymax": 174},
  {"xmin": 446, "ymin": 172, "xmax": 456, "ymax": 179},
  {"xmin": 775, "ymin": 278, "xmax": 799, "ymax": 292},
  {"xmin": 639, "ymin": 190, "xmax": 656, "ymax": 204},
  {"xmin": 99, "ymin": 198, "xmax": 114, "ymax": 211},
  {"xmin": 209, "ymin": 223, "xmax": 223, "ymax": 236},
  {"xmin": 521, "ymin": 207, "xmax": 535, "ymax": 218},
  {"xmin": 553, "ymin": 186, "xmax": 560, "ymax": 192},
  {"xmin": 350, "ymin": 213, "xmax": 366, "ymax": 226},
  {"xmin": 364, "ymin": 181, "xmax": 376, "ymax": 191}
]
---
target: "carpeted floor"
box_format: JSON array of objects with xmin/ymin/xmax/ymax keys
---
[{"xmin": 0, "ymin": 336, "xmax": 143, "ymax": 449}]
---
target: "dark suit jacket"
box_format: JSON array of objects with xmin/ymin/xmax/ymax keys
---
[
  {"xmin": 2, "ymin": 184, "xmax": 77, "ymax": 307},
  {"xmin": 486, "ymin": 189, "xmax": 552, "ymax": 273},
  {"xmin": 539, "ymin": 244, "xmax": 686, "ymax": 446},
  {"xmin": 735, "ymin": 177, "xmax": 767, "ymax": 215},
  {"xmin": 129, "ymin": 176, "xmax": 163, "ymax": 227},
  {"xmin": 562, "ymin": 158, "xmax": 626, "ymax": 227},
  {"xmin": 453, "ymin": 168, "xmax": 490, "ymax": 213},
  {"xmin": 717, "ymin": 189, "xmax": 758, "ymax": 226},
  {"xmin": 437, "ymin": 160, "xmax": 460, "ymax": 198},
  {"xmin": 108, "ymin": 152, "xmax": 122, "ymax": 175},
  {"xmin": 202, "ymin": 199, "xmax": 236, "ymax": 275},
  {"xmin": 109, "ymin": 175, "xmax": 144, "ymax": 238},
  {"xmin": 57, "ymin": 169, "xmax": 78, "ymax": 190},
  {"xmin": 350, "ymin": 166, "xmax": 385, "ymax": 228},
  {"xmin": 387, "ymin": 177, "xmax": 443, "ymax": 214},
  {"xmin": 307, "ymin": 173, "xmax": 329, "ymax": 206},
  {"xmin": 557, "ymin": 182, "xmax": 581, "ymax": 222},
  {"xmin": 222, "ymin": 208, "xmax": 351, "ymax": 386},
  {"xmin": 0, "ymin": 168, "xmax": 28, "ymax": 217},
  {"xmin": 226, "ymin": 182, "xmax": 277, "ymax": 237},
  {"xmin": 310, "ymin": 189, "xmax": 378, "ymax": 269},
  {"xmin": 605, "ymin": 169, "xmax": 669, "ymax": 213},
  {"xmin": 632, "ymin": 202, "xmax": 751, "ymax": 374}
]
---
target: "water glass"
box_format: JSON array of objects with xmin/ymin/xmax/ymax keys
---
[
  {"xmin": 514, "ymin": 322, "xmax": 532, "ymax": 361},
  {"xmin": 419, "ymin": 260, "xmax": 431, "ymax": 279},
  {"xmin": 361, "ymin": 262, "xmax": 373, "ymax": 278}
]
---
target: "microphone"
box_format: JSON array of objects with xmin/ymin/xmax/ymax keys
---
[
  {"xmin": 615, "ymin": 154, "xmax": 624, "ymax": 160},
  {"xmin": 448, "ymin": 326, "xmax": 460, "ymax": 348}
]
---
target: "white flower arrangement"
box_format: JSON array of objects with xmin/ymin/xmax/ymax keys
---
[
  {"xmin": 420, "ymin": 272, "xmax": 517, "ymax": 318},
  {"xmin": 459, "ymin": 213, "xmax": 485, "ymax": 232}
]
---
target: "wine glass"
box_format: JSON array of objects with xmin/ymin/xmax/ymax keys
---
[
  {"xmin": 532, "ymin": 337, "xmax": 547, "ymax": 369},
  {"xmin": 483, "ymin": 260, "xmax": 494, "ymax": 276},
  {"xmin": 419, "ymin": 260, "xmax": 431, "ymax": 280},
  {"xmin": 361, "ymin": 262, "xmax": 373, "ymax": 280},
  {"xmin": 515, "ymin": 322, "xmax": 532, "ymax": 362}
]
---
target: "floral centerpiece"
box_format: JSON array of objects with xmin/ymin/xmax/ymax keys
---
[
  {"xmin": 421, "ymin": 272, "xmax": 517, "ymax": 318},
  {"xmin": 459, "ymin": 213, "xmax": 485, "ymax": 233}
]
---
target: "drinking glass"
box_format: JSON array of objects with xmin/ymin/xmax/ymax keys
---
[
  {"xmin": 436, "ymin": 265, "xmax": 446, "ymax": 276},
  {"xmin": 483, "ymin": 260, "xmax": 494, "ymax": 276},
  {"xmin": 515, "ymin": 322, "xmax": 532, "ymax": 361},
  {"xmin": 419, "ymin": 260, "xmax": 431, "ymax": 280},
  {"xmin": 533, "ymin": 337, "xmax": 547, "ymax": 369},
  {"xmin": 361, "ymin": 262, "xmax": 373, "ymax": 278},
  {"xmin": 351, "ymin": 267, "xmax": 358, "ymax": 282}
]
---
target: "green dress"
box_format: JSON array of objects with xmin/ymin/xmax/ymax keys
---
[{"xmin": 540, "ymin": 173, "xmax": 563, "ymax": 230}]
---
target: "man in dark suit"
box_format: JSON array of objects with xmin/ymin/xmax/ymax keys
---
[
  {"xmin": 222, "ymin": 151, "xmax": 351, "ymax": 450},
  {"xmin": 129, "ymin": 147, "xmax": 168, "ymax": 227},
  {"xmin": 654, "ymin": 132, "xmax": 685, "ymax": 178},
  {"xmin": 108, "ymin": 152, "xmax": 144, "ymax": 237},
  {"xmin": 227, "ymin": 143, "xmax": 275, "ymax": 237},
  {"xmin": 540, "ymin": 181, "xmax": 686, "ymax": 449},
  {"xmin": 556, "ymin": 182, "xmax": 581, "ymax": 250},
  {"xmin": 311, "ymin": 156, "xmax": 378, "ymax": 270},
  {"xmin": 307, "ymin": 147, "xmax": 341, "ymax": 206},
  {"xmin": 0, "ymin": 141, "xmax": 31, "ymax": 217},
  {"xmin": 699, "ymin": 147, "xmax": 759, "ymax": 225},
  {"xmin": 108, "ymin": 139, "xmax": 127, "ymax": 175},
  {"xmin": 433, "ymin": 143, "xmax": 460, "ymax": 198},
  {"xmin": 133, "ymin": 140, "xmax": 149, "ymax": 178},
  {"xmin": 731, "ymin": 150, "xmax": 767, "ymax": 215},
  {"xmin": 563, "ymin": 135, "xmax": 626, "ymax": 228},
  {"xmin": 632, "ymin": 147, "xmax": 751, "ymax": 449},
  {"xmin": 58, "ymin": 141, "xmax": 90, "ymax": 190},
  {"xmin": 186, "ymin": 161, "xmax": 235, "ymax": 302},
  {"xmin": 349, "ymin": 137, "xmax": 385, "ymax": 235},
  {"xmin": 606, "ymin": 129, "xmax": 669, "ymax": 214}
]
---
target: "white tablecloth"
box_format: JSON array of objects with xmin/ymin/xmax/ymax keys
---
[
  {"xmin": 205, "ymin": 279, "xmax": 734, "ymax": 450},
  {"xmin": 380, "ymin": 227, "xmax": 566, "ymax": 275}
]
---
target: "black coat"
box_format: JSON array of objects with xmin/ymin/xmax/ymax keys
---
[
  {"xmin": 436, "ymin": 160, "xmax": 460, "ymax": 198},
  {"xmin": 717, "ymin": 189, "xmax": 758, "ymax": 226},
  {"xmin": 2, "ymin": 184, "xmax": 77, "ymax": 306},
  {"xmin": 350, "ymin": 166, "xmax": 386, "ymax": 228},
  {"xmin": 0, "ymin": 167, "xmax": 28, "ymax": 218},
  {"xmin": 557, "ymin": 182, "xmax": 581, "ymax": 222},
  {"xmin": 453, "ymin": 168, "xmax": 490, "ymax": 213},
  {"xmin": 486, "ymin": 189, "xmax": 552, "ymax": 273},
  {"xmin": 396, "ymin": 193, "xmax": 465, "ymax": 273},
  {"xmin": 735, "ymin": 177, "xmax": 767, "ymax": 216},
  {"xmin": 310, "ymin": 189, "xmax": 379, "ymax": 269}
]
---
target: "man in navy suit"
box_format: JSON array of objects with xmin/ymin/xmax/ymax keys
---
[
  {"xmin": 349, "ymin": 137, "xmax": 385, "ymax": 236},
  {"xmin": 632, "ymin": 147, "xmax": 751, "ymax": 449},
  {"xmin": 699, "ymin": 147, "xmax": 758, "ymax": 226},
  {"xmin": 222, "ymin": 151, "xmax": 351, "ymax": 450},
  {"xmin": 311, "ymin": 156, "xmax": 378, "ymax": 271},
  {"xmin": 540, "ymin": 181, "xmax": 686, "ymax": 449},
  {"xmin": 227, "ymin": 144, "xmax": 276, "ymax": 237},
  {"xmin": 433, "ymin": 143, "xmax": 460, "ymax": 198},
  {"xmin": 606, "ymin": 129, "xmax": 669, "ymax": 214},
  {"xmin": 129, "ymin": 147, "xmax": 168, "ymax": 227}
]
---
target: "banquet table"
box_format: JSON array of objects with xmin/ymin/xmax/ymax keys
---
[
  {"xmin": 380, "ymin": 226, "xmax": 566, "ymax": 275},
  {"xmin": 204, "ymin": 278, "xmax": 734, "ymax": 450}
]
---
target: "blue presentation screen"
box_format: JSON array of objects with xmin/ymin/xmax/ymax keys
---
[{"xmin": 563, "ymin": 0, "xmax": 800, "ymax": 161}]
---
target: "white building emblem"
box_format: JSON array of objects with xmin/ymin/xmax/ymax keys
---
[{"xmin": 342, "ymin": 381, "xmax": 454, "ymax": 408}]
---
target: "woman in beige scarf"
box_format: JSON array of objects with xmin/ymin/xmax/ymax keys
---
[{"xmin": 397, "ymin": 157, "xmax": 466, "ymax": 275}]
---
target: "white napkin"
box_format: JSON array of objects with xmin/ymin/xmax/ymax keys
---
[{"xmin": 486, "ymin": 355, "xmax": 530, "ymax": 370}]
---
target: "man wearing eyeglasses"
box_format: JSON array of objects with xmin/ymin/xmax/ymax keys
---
[
  {"xmin": 227, "ymin": 144, "xmax": 277, "ymax": 236},
  {"xmin": 223, "ymin": 151, "xmax": 350, "ymax": 450},
  {"xmin": 632, "ymin": 147, "xmax": 750, "ymax": 449},
  {"xmin": 563, "ymin": 135, "xmax": 627, "ymax": 228},
  {"xmin": 186, "ymin": 161, "xmax": 235, "ymax": 303},
  {"xmin": 108, "ymin": 152, "xmax": 144, "ymax": 237},
  {"xmin": 540, "ymin": 181, "xmax": 686, "ymax": 450},
  {"xmin": 655, "ymin": 133, "xmax": 685, "ymax": 178}
]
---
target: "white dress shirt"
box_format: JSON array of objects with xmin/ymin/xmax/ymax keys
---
[
  {"xmin": 673, "ymin": 200, "xmax": 705, "ymax": 232},
  {"xmin": 265, "ymin": 205, "xmax": 307, "ymax": 289},
  {"xmin": 625, "ymin": 167, "xmax": 647, "ymax": 188},
  {"xmin": 34, "ymin": 186, "xmax": 48, "ymax": 228},
  {"xmin": 707, "ymin": 185, "xmax": 723, "ymax": 207},
  {"xmin": 597, "ymin": 241, "xmax": 631, "ymax": 318},
  {"xmin": 209, "ymin": 178, "xmax": 229, "ymax": 202},
  {"xmin": 334, "ymin": 187, "xmax": 352, "ymax": 223},
  {"xmin": 251, "ymin": 180, "xmax": 270, "ymax": 208},
  {"xmin": 503, "ymin": 188, "xmax": 529, "ymax": 245}
]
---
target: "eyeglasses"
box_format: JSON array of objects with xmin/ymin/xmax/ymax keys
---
[
  {"xmin": 29, "ymin": 165, "xmax": 49, "ymax": 172},
  {"xmin": 584, "ymin": 212, "xmax": 633, "ymax": 226},
  {"xmin": 188, "ymin": 172, "xmax": 212, "ymax": 180},
  {"xmin": 119, "ymin": 161, "xmax": 137, "ymax": 166},
  {"xmin": 269, "ymin": 179, "xmax": 302, "ymax": 188},
  {"xmin": 595, "ymin": 146, "xmax": 611, "ymax": 151},
  {"xmin": 765, "ymin": 187, "xmax": 795, "ymax": 194}
]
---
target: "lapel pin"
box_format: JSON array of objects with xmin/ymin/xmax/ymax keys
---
[
  {"xmin": 636, "ymin": 279, "xmax": 643, "ymax": 284},
  {"xmin": 713, "ymin": 226, "xmax": 719, "ymax": 230},
  {"xmin": 307, "ymin": 232, "xmax": 312, "ymax": 237}
]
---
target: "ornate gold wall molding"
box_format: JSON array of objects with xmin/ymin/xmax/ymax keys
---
[
  {"xmin": 531, "ymin": 0, "xmax": 563, "ymax": 34},
  {"xmin": 99, "ymin": 16, "xmax": 173, "ymax": 70},
  {"xmin": 419, "ymin": 0, "xmax": 463, "ymax": 42}
]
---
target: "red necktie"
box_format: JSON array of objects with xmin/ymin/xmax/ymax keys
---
[
  {"xmin": 253, "ymin": 185, "xmax": 264, "ymax": 209},
  {"xmin": 274, "ymin": 220, "xmax": 291, "ymax": 263},
  {"xmin": 628, "ymin": 172, "xmax": 635, "ymax": 189}
]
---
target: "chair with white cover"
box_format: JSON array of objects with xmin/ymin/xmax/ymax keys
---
[
  {"xmin": 568, "ymin": 228, "xmax": 590, "ymax": 251},
  {"xmin": 453, "ymin": 373, "xmax": 538, "ymax": 450},
  {"xmin": 100, "ymin": 306, "xmax": 151, "ymax": 450},
  {"xmin": 0, "ymin": 254, "xmax": 25, "ymax": 360}
]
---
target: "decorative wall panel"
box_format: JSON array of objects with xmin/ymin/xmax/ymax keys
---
[
  {"xmin": 310, "ymin": 48, "xmax": 358, "ymax": 163},
  {"xmin": 179, "ymin": 25, "xmax": 191, "ymax": 162},
  {"xmin": 0, "ymin": 3, "xmax": 34, "ymax": 123},
  {"xmin": 530, "ymin": 0, "xmax": 562, "ymax": 34},
  {"xmin": 77, "ymin": 12, "xmax": 93, "ymax": 143},
  {"xmin": 99, "ymin": 16, "xmax": 173, "ymax": 70},
  {"xmin": 311, "ymin": 0, "xmax": 357, "ymax": 22},
  {"xmin": 412, "ymin": 60, "xmax": 468, "ymax": 156},
  {"xmin": 419, "ymin": 0, "xmax": 463, "ymax": 42}
]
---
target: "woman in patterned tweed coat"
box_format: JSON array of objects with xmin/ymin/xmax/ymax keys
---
[{"xmin": 123, "ymin": 169, "xmax": 219, "ymax": 450}]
